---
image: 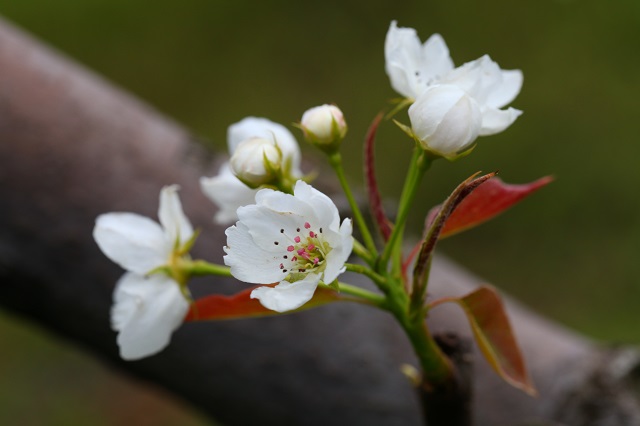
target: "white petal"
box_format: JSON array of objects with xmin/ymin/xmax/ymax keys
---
[
  {"xmin": 200, "ymin": 163, "xmax": 258, "ymax": 225},
  {"xmin": 322, "ymin": 218, "xmax": 353, "ymax": 283},
  {"xmin": 227, "ymin": 117, "xmax": 302, "ymax": 176},
  {"xmin": 421, "ymin": 33, "xmax": 454, "ymax": 81},
  {"xmin": 442, "ymin": 55, "xmax": 502, "ymax": 105},
  {"xmin": 292, "ymin": 181, "xmax": 341, "ymax": 231},
  {"xmin": 253, "ymin": 187, "xmax": 316, "ymax": 219},
  {"xmin": 224, "ymin": 221, "xmax": 288, "ymax": 284},
  {"xmin": 479, "ymin": 107, "xmax": 523, "ymax": 136},
  {"xmin": 93, "ymin": 213, "xmax": 169, "ymax": 274},
  {"xmin": 385, "ymin": 21, "xmax": 424, "ymax": 98},
  {"xmin": 111, "ymin": 272, "xmax": 189, "ymax": 360},
  {"xmin": 486, "ymin": 69, "xmax": 523, "ymax": 109},
  {"xmin": 409, "ymin": 84, "xmax": 482, "ymax": 156},
  {"xmin": 158, "ymin": 185, "xmax": 194, "ymax": 247},
  {"xmin": 250, "ymin": 274, "xmax": 321, "ymax": 312}
]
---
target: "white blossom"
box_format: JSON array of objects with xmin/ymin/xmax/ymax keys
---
[
  {"xmin": 385, "ymin": 21, "xmax": 523, "ymax": 158},
  {"xmin": 93, "ymin": 185, "xmax": 192, "ymax": 360},
  {"xmin": 201, "ymin": 117, "xmax": 303, "ymax": 224},
  {"xmin": 224, "ymin": 181, "xmax": 353, "ymax": 312}
]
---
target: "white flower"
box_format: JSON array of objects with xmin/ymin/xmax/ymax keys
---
[
  {"xmin": 300, "ymin": 104, "xmax": 347, "ymax": 150},
  {"xmin": 201, "ymin": 117, "xmax": 303, "ymax": 225},
  {"xmin": 111, "ymin": 272, "xmax": 189, "ymax": 360},
  {"xmin": 230, "ymin": 137, "xmax": 282, "ymax": 187},
  {"xmin": 93, "ymin": 185, "xmax": 192, "ymax": 360},
  {"xmin": 224, "ymin": 181, "xmax": 353, "ymax": 313},
  {"xmin": 385, "ymin": 21, "xmax": 523, "ymax": 158}
]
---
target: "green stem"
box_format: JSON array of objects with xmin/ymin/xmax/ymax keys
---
[
  {"xmin": 345, "ymin": 263, "xmax": 388, "ymax": 291},
  {"xmin": 383, "ymin": 284, "xmax": 453, "ymax": 388},
  {"xmin": 320, "ymin": 282, "xmax": 387, "ymax": 308},
  {"xmin": 328, "ymin": 152, "xmax": 378, "ymax": 258},
  {"xmin": 184, "ymin": 259, "xmax": 233, "ymax": 277},
  {"xmin": 404, "ymin": 320, "xmax": 453, "ymax": 385},
  {"xmin": 379, "ymin": 147, "xmax": 432, "ymax": 273},
  {"xmin": 352, "ymin": 238, "xmax": 375, "ymax": 267}
]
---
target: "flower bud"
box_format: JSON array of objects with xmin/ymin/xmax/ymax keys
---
[
  {"xmin": 300, "ymin": 104, "xmax": 347, "ymax": 153},
  {"xmin": 230, "ymin": 137, "xmax": 282, "ymax": 187},
  {"xmin": 408, "ymin": 84, "xmax": 482, "ymax": 159}
]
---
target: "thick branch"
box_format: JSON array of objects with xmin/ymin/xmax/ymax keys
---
[{"xmin": 1, "ymin": 16, "xmax": 639, "ymax": 425}]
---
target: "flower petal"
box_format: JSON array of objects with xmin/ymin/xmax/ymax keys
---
[
  {"xmin": 200, "ymin": 163, "xmax": 258, "ymax": 225},
  {"xmin": 158, "ymin": 185, "xmax": 194, "ymax": 247},
  {"xmin": 385, "ymin": 20, "xmax": 424, "ymax": 98},
  {"xmin": 224, "ymin": 221, "xmax": 288, "ymax": 284},
  {"xmin": 409, "ymin": 84, "xmax": 482, "ymax": 156},
  {"xmin": 322, "ymin": 218, "xmax": 353, "ymax": 283},
  {"xmin": 479, "ymin": 107, "xmax": 523, "ymax": 136},
  {"xmin": 486, "ymin": 69, "xmax": 523, "ymax": 109},
  {"xmin": 93, "ymin": 213, "xmax": 169, "ymax": 274},
  {"xmin": 250, "ymin": 273, "xmax": 321, "ymax": 312},
  {"xmin": 421, "ymin": 33, "xmax": 455, "ymax": 82},
  {"xmin": 292, "ymin": 181, "xmax": 341, "ymax": 231},
  {"xmin": 442, "ymin": 55, "xmax": 502, "ymax": 105},
  {"xmin": 227, "ymin": 117, "xmax": 302, "ymax": 176},
  {"xmin": 111, "ymin": 272, "xmax": 189, "ymax": 360}
]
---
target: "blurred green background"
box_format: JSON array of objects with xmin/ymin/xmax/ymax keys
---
[{"xmin": 2, "ymin": 0, "xmax": 640, "ymax": 424}]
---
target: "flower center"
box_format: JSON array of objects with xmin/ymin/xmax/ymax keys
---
[{"xmin": 274, "ymin": 221, "xmax": 331, "ymax": 281}]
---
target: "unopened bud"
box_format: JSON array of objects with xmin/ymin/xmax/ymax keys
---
[
  {"xmin": 300, "ymin": 104, "xmax": 347, "ymax": 153},
  {"xmin": 230, "ymin": 137, "xmax": 282, "ymax": 187}
]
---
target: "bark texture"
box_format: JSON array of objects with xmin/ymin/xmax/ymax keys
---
[{"xmin": 1, "ymin": 16, "xmax": 640, "ymax": 425}]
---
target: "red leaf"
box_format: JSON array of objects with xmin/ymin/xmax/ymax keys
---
[
  {"xmin": 427, "ymin": 176, "xmax": 553, "ymax": 239},
  {"xmin": 185, "ymin": 285, "xmax": 341, "ymax": 321},
  {"xmin": 364, "ymin": 113, "xmax": 393, "ymax": 241},
  {"xmin": 431, "ymin": 286, "xmax": 537, "ymax": 396}
]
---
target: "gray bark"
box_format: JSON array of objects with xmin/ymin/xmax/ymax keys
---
[{"xmin": 1, "ymin": 16, "xmax": 639, "ymax": 426}]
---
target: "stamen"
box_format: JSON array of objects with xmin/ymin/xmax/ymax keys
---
[
  {"xmin": 313, "ymin": 257, "xmax": 319, "ymax": 265},
  {"xmin": 309, "ymin": 231, "xmax": 315, "ymax": 238},
  {"xmin": 294, "ymin": 236, "xmax": 301, "ymax": 243},
  {"xmin": 307, "ymin": 244, "xmax": 315, "ymax": 251},
  {"xmin": 304, "ymin": 222, "xmax": 311, "ymax": 229},
  {"xmin": 287, "ymin": 245, "xmax": 295, "ymax": 252}
]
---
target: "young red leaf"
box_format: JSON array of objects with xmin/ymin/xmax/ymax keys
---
[
  {"xmin": 427, "ymin": 176, "xmax": 553, "ymax": 239},
  {"xmin": 185, "ymin": 285, "xmax": 341, "ymax": 322},
  {"xmin": 364, "ymin": 113, "xmax": 393, "ymax": 241},
  {"xmin": 431, "ymin": 286, "xmax": 537, "ymax": 396}
]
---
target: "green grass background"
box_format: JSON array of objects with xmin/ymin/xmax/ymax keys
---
[{"xmin": 2, "ymin": 0, "xmax": 640, "ymax": 424}]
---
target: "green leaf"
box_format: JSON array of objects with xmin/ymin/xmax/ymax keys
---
[
  {"xmin": 431, "ymin": 286, "xmax": 537, "ymax": 396},
  {"xmin": 185, "ymin": 285, "xmax": 341, "ymax": 321}
]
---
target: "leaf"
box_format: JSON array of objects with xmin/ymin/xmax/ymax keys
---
[
  {"xmin": 431, "ymin": 286, "xmax": 537, "ymax": 396},
  {"xmin": 364, "ymin": 113, "xmax": 393, "ymax": 241},
  {"xmin": 185, "ymin": 285, "xmax": 341, "ymax": 321},
  {"xmin": 427, "ymin": 176, "xmax": 553, "ymax": 239}
]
